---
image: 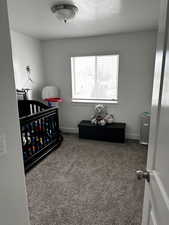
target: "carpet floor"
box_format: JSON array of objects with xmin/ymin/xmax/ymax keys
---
[{"xmin": 26, "ymin": 134, "xmax": 147, "ymax": 225}]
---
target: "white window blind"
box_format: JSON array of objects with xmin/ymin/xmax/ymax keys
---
[{"xmin": 71, "ymin": 55, "xmax": 119, "ymax": 103}]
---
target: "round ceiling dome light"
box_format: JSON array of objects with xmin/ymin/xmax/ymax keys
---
[{"xmin": 51, "ymin": 3, "xmax": 78, "ymax": 23}]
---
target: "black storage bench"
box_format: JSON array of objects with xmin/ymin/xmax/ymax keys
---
[{"xmin": 78, "ymin": 120, "xmax": 126, "ymax": 143}]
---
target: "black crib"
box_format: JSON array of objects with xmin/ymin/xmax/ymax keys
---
[{"xmin": 18, "ymin": 100, "xmax": 63, "ymax": 172}]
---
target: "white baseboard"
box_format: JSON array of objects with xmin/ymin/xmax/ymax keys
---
[
  {"xmin": 61, "ymin": 127, "xmax": 78, "ymax": 134},
  {"xmin": 61, "ymin": 127, "xmax": 139, "ymax": 140},
  {"xmin": 126, "ymin": 133, "xmax": 139, "ymax": 140}
]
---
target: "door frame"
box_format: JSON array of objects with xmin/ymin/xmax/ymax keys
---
[{"xmin": 141, "ymin": 0, "xmax": 169, "ymax": 224}]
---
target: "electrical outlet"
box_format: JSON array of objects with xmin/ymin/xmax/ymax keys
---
[{"xmin": 0, "ymin": 134, "xmax": 7, "ymax": 156}]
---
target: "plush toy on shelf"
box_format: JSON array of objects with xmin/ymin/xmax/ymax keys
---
[
  {"xmin": 104, "ymin": 114, "xmax": 115, "ymax": 124},
  {"xmin": 91, "ymin": 104, "xmax": 114, "ymax": 126}
]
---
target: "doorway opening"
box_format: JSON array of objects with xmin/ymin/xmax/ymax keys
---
[{"xmin": 6, "ymin": 0, "xmax": 160, "ymax": 224}]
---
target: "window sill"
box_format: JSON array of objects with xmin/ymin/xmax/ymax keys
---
[{"xmin": 72, "ymin": 99, "xmax": 118, "ymax": 104}]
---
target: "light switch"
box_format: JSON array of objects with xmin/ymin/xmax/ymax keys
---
[{"xmin": 0, "ymin": 134, "xmax": 7, "ymax": 156}]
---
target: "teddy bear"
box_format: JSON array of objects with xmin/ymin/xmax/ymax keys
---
[{"xmin": 91, "ymin": 104, "xmax": 114, "ymax": 126}]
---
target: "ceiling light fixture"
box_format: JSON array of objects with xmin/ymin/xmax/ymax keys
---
[{"xmin": 51, "ymin": 3, "xmax": 78, "ymax": 23}]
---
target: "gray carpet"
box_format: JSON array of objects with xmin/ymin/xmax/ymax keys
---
[{"xmin": 26, "ymin": 134, "xmax": 147, "ymax": 225}]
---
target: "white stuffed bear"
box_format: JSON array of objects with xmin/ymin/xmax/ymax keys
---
[
  {"xmin": 91, "ymin": 104, "xmax": 114, "ymax": 126},
  {"xmin": 91, "ymin": 104, "xmax": 107, "ymax": 126}
]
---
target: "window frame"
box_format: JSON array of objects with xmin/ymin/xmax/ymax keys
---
[{"xmin": 70, "ymin": 54, "xmax": 119, "ymax": 104}]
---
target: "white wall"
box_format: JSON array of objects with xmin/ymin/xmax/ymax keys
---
[
  {"xmin": 10, "ymin": 30, "xmax": 46, "ymax": 100},
  {"xmin": 42, "ymin": 31, "xmax": 157, "ymax": 139},
  {"xmin": 0, "ymin": 0, "xmax": 30, "ymax": 224}
]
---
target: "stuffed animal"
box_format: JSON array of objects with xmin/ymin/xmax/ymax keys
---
[
  {"xmin": 91, "ymin": 104, "xmax": 114, "ymax": 126},
  {"xmin": 104, "ymin": 114, "xmax": 114, "ymax": 124},
  {"xmin": 99, "ymin": 119, "xmax": 106, "ymax": 126},
  {"xmin": 91, "ymin": 104, "xmax": 106, "ymax": 126}
]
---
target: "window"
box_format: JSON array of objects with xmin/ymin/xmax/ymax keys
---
[{"xmin": 71, "ymin": 54, "xmax": 119, "ymax": 103}]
